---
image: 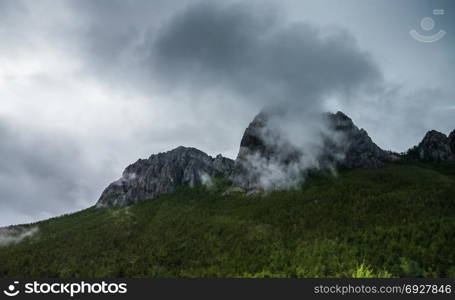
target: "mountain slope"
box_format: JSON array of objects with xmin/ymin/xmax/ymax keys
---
[{"xmin": 1, "ymin": 161, "xmax": 455, "ymax": 278}]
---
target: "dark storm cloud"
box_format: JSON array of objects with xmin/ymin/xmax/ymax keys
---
[
  {"xmin": 149, "ymin": 2, "xmax": 384, "ymax": 110},
  {"xmin": 70, "ymin": 1, "xmax": 146, "ymax": 68},
  {"xmin": 64, "ymin": 0, "xmax": 193, "ymax": 87},
  {"xmin": 0, "ymin": 0, "xmax": 26, "ymax": 17}
]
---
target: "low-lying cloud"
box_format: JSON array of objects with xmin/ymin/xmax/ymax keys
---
[
  {"xmin": 234, "ymin": 109, "xmax": 348, "ymax": 190},
  {"xmin": 0, "ymin": 226, "xmax": 39, "ymax": 247}
]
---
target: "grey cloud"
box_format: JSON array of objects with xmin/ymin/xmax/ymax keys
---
[
  {"xmin": 0, "ymin": 122, "xmax": 113, "ymax": 226},
  {"xmin": 0, "ymin": 0, "xmax": 27, "ymax": 19},
  {"xmin": 0, "ymin": 0, "xmax": 29, "ymax": 53},
  {"xmin": 64, "ymin": 0, "xmax": 193, "ymax": 88},
  {"xmin": 149, "ymin": 2, "xmax": 384, "ymax": 110}
]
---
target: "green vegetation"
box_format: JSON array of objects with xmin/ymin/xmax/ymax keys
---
[{"xmin": 1, "ymin": 162, "xmax": 455, "ymax": 278}]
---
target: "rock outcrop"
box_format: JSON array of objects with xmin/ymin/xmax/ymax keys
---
[
  {"xmin": 97, "ymin": 146, "xmax": 234, "ymax": 207},
  {"xmin": 449, "ymin": 130, "xmax": 455, "ymax": 154},
  {"xmin": 408, "ymin": 130, "xmax": 454, "ymax": 162},
  {"xmin": 232, "ymin": 111, "xmax": 392, "ymax": 189},
  {"xmin": 327, "ymin": 112, "xmax": 392, "ymax": 168}
]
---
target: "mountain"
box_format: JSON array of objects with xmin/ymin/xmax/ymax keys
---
[
  {"xmin": 450, "ymin": 130, "xmax": 455, "ymax": 153},
  {"xmin": 1, "ymin": 162, "xmax": 455, "ymax": 277},
  {"xmin": 237, "ymin": 111, "xmax": 391, "ymax": 169},
  {"xmin": 233, "ymin": 111, "xmax": 393, "ymax": 190},
  {"xmin": 97, "ymin": 146, "xmax": 234, "ymax": 207},
  {"xmin": 97, "ymin": 111, "xmax": 453, "ymax": 207},
  {"xmin": 326, "ymin": 112, "xmax": 395, "ymax": 168},
  {"xmin": 1, "ymin": 110, "xmax": 455, "ymax": 278},
  {"xmin": 407, "ymin": 130, "xmax": 455, "ymax": 162}
]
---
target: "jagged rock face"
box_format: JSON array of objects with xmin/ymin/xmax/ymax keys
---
[
  {"xmin": 233, "ymin": 111, "xmax": 391, "ymax": 189},
  {"xmin": 413, "ymin": 130, "xmax": 454, "ymax": 162},
  {"xmin": 97, "ymin": 146, "xmax": 234, "ymax": 207},
  {"xmin": 235, "ymin": 112, "xmax": 276, "ymax": 163},
  {"xmin": 327, "ymin": 112, "xmax": 391, "ymax": 169},
  {"xmin": 449, "ymin": 130, "xmax": 455, "ymax": 154}
]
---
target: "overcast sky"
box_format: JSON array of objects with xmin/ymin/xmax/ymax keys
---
[{"xmin": 0, "ymin": 0, "xmax": 454, "ymax": 226}]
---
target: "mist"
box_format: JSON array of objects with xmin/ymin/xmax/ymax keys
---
[{"xmin": 0, "ymin": 226, "xmax": 39, "ymax": 247}]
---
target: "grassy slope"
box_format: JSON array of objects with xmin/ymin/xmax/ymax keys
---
[{"xmin": 1, "ymin": 162, "xmax": 455, "ymax": 278}]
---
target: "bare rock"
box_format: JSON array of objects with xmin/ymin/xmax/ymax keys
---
[
  {"xmin": 409, "ymin": 130, "xmax": 454, "ymax": 162},
  {"xmin": 327, "ymin": 112, "xmax": 391, "ymax": 169},
  {"xmin": 232, "ymin": 110, "xmax": 392, "ymax": 190},
  {"xmin": 449, "ymin": 130, "xmax": 455, "ymax": 154},
  {"xmin": 97, "ymin": 146, "xmax": 234, "ymax": 207}
]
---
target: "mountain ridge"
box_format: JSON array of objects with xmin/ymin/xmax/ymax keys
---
[
  {"xmin": 96, "ymin": 111, "xmax": 455, "ymax": 207},
  {"xmin": 1, "ymin": 111, "xmax": 455, "ymax": 278},
  {"xmin": 97, "ymin": 146, "xmax": 234, "ymax": 207}
]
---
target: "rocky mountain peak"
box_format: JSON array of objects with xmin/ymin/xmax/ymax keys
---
[
  {"xmin": 236, "ymin": 112, "xmax": 274, "ymax": 161},
  {"xmin": 328, "ymin": 112, "xmax": 391, "ymax": 169},
  {"xmin": 95, "ymin": 111, "xmax": 454, "ymax": 207},
  {"xmin": 448, "ymin": 130, "xmax": 455, "ymax": 154},
  {"xmin": 232, "ymin": 110, "xmax": 392, "ymax": 190},
  {"xmin": 409, "ymin": 130, "xmax": 454, "ymax": 162},
  {"xmin": 328, "ymin": 111, "xmax": 355, "ymax": 130},
  {"xmin": 96, "ymin": 146, "xmax": 234, "ymax": 207}
]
